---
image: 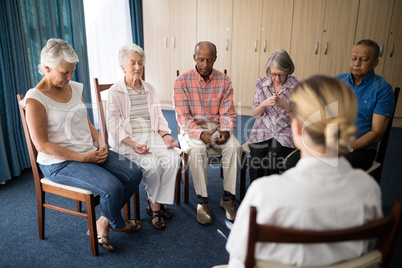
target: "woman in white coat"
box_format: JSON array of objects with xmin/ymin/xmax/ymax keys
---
[{"xmin": 107, "ymin": 43, "xmax": 180, "ymax": 230}]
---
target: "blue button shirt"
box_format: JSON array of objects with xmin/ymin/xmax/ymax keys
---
[{"xmin": 334, "ymin": 71, "xmax": 394, "ymax": 150}]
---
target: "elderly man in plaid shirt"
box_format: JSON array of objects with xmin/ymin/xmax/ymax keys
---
[{"xmin": 174, "ymin": 41, "xmax": 242, "ymax": 225}]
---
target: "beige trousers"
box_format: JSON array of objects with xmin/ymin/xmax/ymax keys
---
[{"xmin": 178, "ymin": 122, "xmax": 242, "ymax": 198}]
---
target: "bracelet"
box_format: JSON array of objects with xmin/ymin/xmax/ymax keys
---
[
  {"xmin": 347, "ymin": 145, "xmax": 354, "ymax": 152},
  {"xmin": 98, "ymin": 141, "xmax": 105, "ymax": 147},
  {"xmin": 162, "ymin": 133, "xmax": 171, "ymax": 138}
]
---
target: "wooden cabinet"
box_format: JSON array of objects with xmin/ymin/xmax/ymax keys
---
[
  {"xmin": 231, "ymin": 0, "xmax": 263, "ymax": 107},
  {"xmin": 382, "ymin": 0, "xmax": 402, "ymax": 124},
  {"xmin": 143, "ymin": 0, "xmax": 402, "ymax": 120},
  {"xmin": 290, "ymin": 0, "xmax": 358, "ymax": 80},
  {"xmin": 354, "ymin": 0, "xmax": 394, "ymax": 76},
  {"xmin": 197, "ymin": 0, "xmax": 233, "ymax": 75},
  {"xmin": 354, "ymin": 0, "xmax": 402, "ymax": 125},
  {"xmin": 231, "ymin": 0, "xmax": 294, "ymax": 110},
  {"xmin": 143, "ymin": 0, "xmax": 196, "ymax": 105}
]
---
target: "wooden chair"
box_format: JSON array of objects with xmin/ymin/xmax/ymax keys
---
[
  {"xmin": 17, "ymin": 94, "xmax": 100, "ymax": 256},
  {"xmin": 367, "ymin": 87, "xmax": 400, "ymax": 184},
  {"xmin": 175, "ymin": 70, "xmax": 226, "ymax": 204},
  {"xmin": 93, "ymin": 78, "xmax": 183, "ymax": 209},
  {"xmin": 245, "ymin": 201, "xmax": 402, "ymax": 268},
  {"xmin": 93, "ymin": 78, "xmax": 140, "ymax": 219}
]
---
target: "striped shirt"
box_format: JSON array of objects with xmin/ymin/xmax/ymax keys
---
[
  {"xmin": 248, "ymin": 75, "xmax": 301, "ymax": 147},
  {"xmin": 127, "ymin": 86, "xmax": 152, "ymax": 134},
  {"xmin": 174, "ymin": 68, "xmax": 237, "ymax": 139}
]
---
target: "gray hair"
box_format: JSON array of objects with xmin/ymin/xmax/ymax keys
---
[
  {"xmin": 37, "ymin": 38, "xmax": 79, "ymax": 75},
  {"xmin": 264, "ymin": 49, "xmax": 295, "ymax": 76},
  {"xmin": 118, "ymin": 43, "xmax": 146, "ymax": 66},
  {"xmin": 355, "ymin": 39, "xmax": 380, "ymax": 60}
]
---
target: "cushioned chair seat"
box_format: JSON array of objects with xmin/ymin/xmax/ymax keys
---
[
  {"xmin": 41, "ymin": 178, "xmax": 94, "ymax": 195},
  {"xmin": 213, "ymin": 250, "xmax": 382, "ymax": 268}
]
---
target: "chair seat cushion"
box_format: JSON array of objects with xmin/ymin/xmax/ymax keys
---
[
  {"xmin": 253, "ymin": 250, "xmax": 382, "ymax": 268},
  {"xmin": 41, "ymin": 177, "xmax": 94, "ymax": 195}
]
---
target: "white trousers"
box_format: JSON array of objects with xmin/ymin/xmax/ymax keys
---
[
  {"xmin": 178, "ymin": 123, "xmax": 242, "ymax": 198},
  {"xmin": 120, "ymin": 132, "xmax": 180, "ymax": 204}
]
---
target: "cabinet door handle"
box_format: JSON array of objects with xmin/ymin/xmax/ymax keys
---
[
  {"xmin": 255, "ymin": 40, "xmax": 258, "ymax": 52},
  {"xmin": 315, "ymin": 42, "xmax": 318, "ymax": 54},
  {"xmin": 172, "ymin": 37, "xmax": 175, "ymax": 49},
  {"xmin": 324, "ymin": 42, "xmax": 328, "ymax": 55},
  {"xmin": 264, "ymin": 40, "xmax": 267, "ymax": 52},
  {"xmin": 164, "ymin": 37, "xmax": 167, "ymax": 49},
  {"xmin": 390, "ymin": 44, "xmax": 394, "ymax": 58},
  {"xmin": 380, "ymin": 44, "xmax": 383, "ymax": 57},
  {"xmin": 226, "ymin": 39, "xmax": 229, "ymax": 51}
]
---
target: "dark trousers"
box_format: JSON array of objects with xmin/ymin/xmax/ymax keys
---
[
  {"xmin": 284, "ymin": 148, "xmax": 376, "ymax": 171},
  {"xmin": 249, "ymin": 138, "xmax": 295, "ymax": 183}
]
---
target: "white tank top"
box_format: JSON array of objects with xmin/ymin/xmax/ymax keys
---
[{"xmin": 21, "ymin": 81, "xmax": 97, "ymax": 165}]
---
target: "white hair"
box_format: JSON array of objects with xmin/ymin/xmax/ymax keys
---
[
  {"xmin": 118, "ymin": 43, "xmax": 145, "ymax": 66},
  {"xmin": 37, "ymin": 38, "xmax": 79, "ymax": 75}
]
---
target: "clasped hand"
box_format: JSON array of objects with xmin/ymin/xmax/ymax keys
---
[
  {"xmin": 264, "ymin": 93, "xmax": 287, "ymax": 109},
  {"xmin": 200, "ymin": 127, "xmax": 230, "ymax": 146},
  {"xmin": 83, "ymin": 142, "xmax": 108, "ymax": 164}
]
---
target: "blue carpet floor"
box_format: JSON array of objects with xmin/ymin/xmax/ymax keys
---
[{"xmin": 0, "ymin": 111, "xmax": 401, "ymax": 267}]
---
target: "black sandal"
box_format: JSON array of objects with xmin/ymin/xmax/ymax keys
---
[
  {"xmin": 146, "ymin": 201, "xmax": 173, "ymax": 219},
  {"xmin": 151, "ymin": 210, "xmax": 166, "ymax": 230}
]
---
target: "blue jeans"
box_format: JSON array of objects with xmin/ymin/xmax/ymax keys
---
[{"xmin": 39, "ymin": 150, "xmax": 142, "ymax": 229}]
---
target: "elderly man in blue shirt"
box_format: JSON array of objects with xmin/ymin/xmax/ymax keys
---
[{"xmin": 335, "ymin": 39, "xmax": 395, "ymax": 170}]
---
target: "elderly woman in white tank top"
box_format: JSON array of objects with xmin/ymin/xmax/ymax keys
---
[{"xmin": 107, "ymin": 43, "xmax": 180, "ymax": 230}]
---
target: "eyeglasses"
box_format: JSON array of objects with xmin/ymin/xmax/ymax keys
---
[{"xmin": 269, "ymin": 73, "xmax": 288, "ymax": 78}]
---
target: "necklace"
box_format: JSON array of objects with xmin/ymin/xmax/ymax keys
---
[{"xmin": 133, "ymin": 86, "xmax": 143, "ymax": 94}]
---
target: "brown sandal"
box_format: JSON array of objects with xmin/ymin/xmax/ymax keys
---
[
  {"xmin": 126, "ymin": 219, "xmax": 143, "ymax": 232},
  {"xmin": 97, "ymin": 235, "xmax": 115, "ymax": 253}
]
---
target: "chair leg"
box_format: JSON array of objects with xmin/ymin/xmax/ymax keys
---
[
  {"xmin": 77, "ymin": 200, "xmax": 82, "ymax": 212},
  {"xmin": 124, "ymin": 201, "xmax": 131, "ymax": 221},
  {"xmin": 86, "ymin": 195, "xmax": 99, "ymax": 256},
  {"xmin": 37, "ymin": 192, "xmax": 45, "ymax": 240},
  {"xmin": 175, "ymin": 165, "xmax": 181, "ymax": 204},
  {"xmin": 133, "ymin": 188, "xmax": 140, "ymax": 220},
  {"xmin": 183, "ymin": 153, "xmax": 190, "ymax": 204},
  {"xmin": 240, "ymin": 152, "xmax": 247, "ymax": 200}
]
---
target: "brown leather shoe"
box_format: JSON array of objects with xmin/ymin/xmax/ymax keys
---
[
  {"xmin": 220, "ymin": 199, "xmax": 237, "ymax": 221},
  {"xmin": 197, "ymin": 203, "xmax": 213, "ymax": 225}
]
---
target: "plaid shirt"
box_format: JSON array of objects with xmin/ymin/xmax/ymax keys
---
[
  {"xmin": 174, "ymin": 68, "xmax": 237, "ymax": 139},
  {"xmin": 248, "ymin": 75, "xmax": 300, "ymax": 147}
]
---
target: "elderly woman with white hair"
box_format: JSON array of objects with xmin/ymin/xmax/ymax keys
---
[
  {"xmin": 21, "ymin": 38, "xmax": 143, "ymax": 253},
  {"xmin": 107, "ymin": 43, "xmax": 180, "ymax": 230},
  {"xmin": 247, "ymin": 49, "xmax": 301, "ymax": 182}
]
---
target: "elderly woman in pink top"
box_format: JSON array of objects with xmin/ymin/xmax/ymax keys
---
[
  {"xmin": 248, "ymin": 49, "xmax": 300, "ymax": 182},
  {"xmin": 107, "ymin": 43, "xmax": 180, "ymax": 230}
]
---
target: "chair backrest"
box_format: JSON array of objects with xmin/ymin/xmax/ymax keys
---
[
  {"xmin": 17, "ymin": 94, "xmax": 44, "ymax": 190},
  {"xmin": 93, "ymin": 78, "xmax": 114, "ymax": 146},
  {"xmin": 245, "ymin": 200, "xmax": 402, "ymax": 268},
  {"xmin": 375, "ymin": 87, "xmax": 400, "ymax": 164}
]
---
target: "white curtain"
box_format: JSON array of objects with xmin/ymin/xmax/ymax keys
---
[{"xmin": 83, "ymin": 0, "xmax": 133, "ymax": 127}]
